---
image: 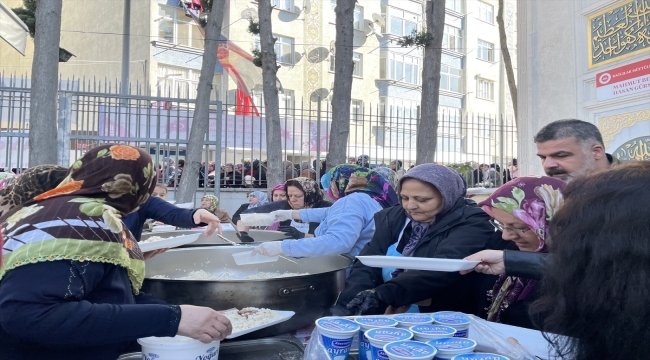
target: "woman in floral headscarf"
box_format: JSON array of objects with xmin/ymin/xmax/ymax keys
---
[
  {"xmin": 0, "ymin": 145, "xmax": 231, "ymax": 360},
  {"xmin": 200, "ymin": 194, "xmax": 232, "ymax": 223},
  {"xmin": 478, "ymin": 176, "xmax": 565, "ymax": 329},
  {"xmin": 256, "ymin": 165, "xmax": 398, "ymax": 259}
]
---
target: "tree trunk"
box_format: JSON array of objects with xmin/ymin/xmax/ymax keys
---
[
  {"xmin": 497, "ymin": 0, "xmax": 517, "ymax": 126},
  {"xmin": 175, "ymin": 0, "xmax": 224, "ymax": 203},
  {"xmin": 325, "ymin": 0, "xmax": 355, "ymax": 170},
  {"xmin": 258, "ymin": 0, "xmax": 283, "ymax": 189},
  {"xmin": 416, "ymin": 0, "xmax": 445, "ymax": 165},
  {"xmin": 28, "ymin": 0, "xmax": 62, "ymax": 166}
]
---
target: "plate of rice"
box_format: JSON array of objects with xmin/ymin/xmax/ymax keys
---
[
  {"xmin": 220, "ymin": 307, "xmax": 295, "ymax": 339},
  {"xmin": 138, "ymin": 233, "xmax": 201, "ymax": 252}
]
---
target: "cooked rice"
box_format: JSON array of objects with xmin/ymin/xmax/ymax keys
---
[
  {"xmin": 142, "ymin": 236, "xmax": 164, "ymax": 243},
  {"xmin": 221, "ymin": 307, "xmax": 283, "ymax": 332},
  {"xmin": 240, "ymin": 213, "xmax": 275, "ymax": 226}
]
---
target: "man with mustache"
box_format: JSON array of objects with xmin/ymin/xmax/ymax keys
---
[
  {"xmin": 535, "ymin": 119, "xmax": 618, "ymax": 183},
  {"xmin": 464, "ymin": 119, "xmax": 620, "ymax": 278}
]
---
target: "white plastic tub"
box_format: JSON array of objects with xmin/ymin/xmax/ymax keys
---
[
  {"xmin": 137, "ymin": 336, "xmax": 219, "ymax": 360},
  {"xmin": 431, "ymin": 312, "xmax": 471, "ymax": 338},
  {"xmin": 426, "ymin": 337, "xmax": 477, "ymax": 360},
  {"xmin": 409, "ymin": 324, "xmax": 457, "ymax": 342},
  {"xmin": 383, "ymin": 340, "xmax": 438, "ymax": 360},
  {"xmin": 316, "ymin": 317, "xmax": 361, "ymax": 360},
  {"xmin": 365, "ymin": 327, "xmax": 414, "ymax": 360},
  {"xmin": 355, "ymin": 316, "xmax": 399, "ymax": 360}
]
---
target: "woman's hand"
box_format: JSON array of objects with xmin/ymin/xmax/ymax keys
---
[
  {"xmin": 193, "ymin": 209, "xmax": 222, "ymax": 236},
  {"xmin": 461, "ymin": 250, "xmax": 505, "ymax": 275},
  {"xmin": 177, "ymin": 305, "xmax": 232, "ymax": 343},
  {"xmin": 278, "ymin": 225, "xmax": 305, "ymax": 239},
  {"xmin": 270, "ymin": 210, "xmax": 297, "ymax": 222},
  {"xmin": 346, "ymin": 289, "xmax": 387, "ymax": 315},
  {"xmin": 252, "ymin": 241, "xmax": 284, "ymax": 257}
]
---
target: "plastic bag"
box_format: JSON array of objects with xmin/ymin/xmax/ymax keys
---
[
  {"xmin": 303, "ymin": 326, "xmax": 331, "ymax": 360},
  {"xmin": 467, "ymin": 315, "xmax": 538, "ymax": 360}
]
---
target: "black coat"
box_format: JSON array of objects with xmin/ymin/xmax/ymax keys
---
[{"xmin": 337, "ymin": 198, "xmax": 495, "ymax": 315}]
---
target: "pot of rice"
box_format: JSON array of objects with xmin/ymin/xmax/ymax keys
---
[{"xmin": 141, "ymin": 246, "xmax": 352, "ymax": 339}]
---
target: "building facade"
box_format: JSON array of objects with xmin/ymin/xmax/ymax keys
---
[{"xmin": 517, "ymin": 0, "xmax": 650, "ymax": 176}]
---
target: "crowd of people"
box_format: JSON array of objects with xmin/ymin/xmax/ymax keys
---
[{"xmin": 0, "ymin": 119, "xmax": 648, "ymax": 360}]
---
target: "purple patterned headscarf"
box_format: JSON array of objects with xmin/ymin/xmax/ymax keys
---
[
  {"xmin": 392, "ymin": 164, "xmax": 467, "ymax": 278},
  {"xmin": 479, "ymin": 176, "xmax": 565, "ymax": 323}
]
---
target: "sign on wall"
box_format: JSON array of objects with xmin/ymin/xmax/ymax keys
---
[
  {"xmin": 596, "ymin": 58, "xmax": 650, "ymax": 100},
  {"xmin": 587, "ymin": 0, "xmax": 650, "ymax": 68}
]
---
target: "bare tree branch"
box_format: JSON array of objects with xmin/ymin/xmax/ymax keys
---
[{"xmin": 497, "ymin": 0, "xmax": 517, "ymax": 126}]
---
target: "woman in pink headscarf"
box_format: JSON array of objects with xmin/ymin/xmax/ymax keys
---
[{"xmin": 478, "ymin": 176, "xmax": 565, "ymax": 329}]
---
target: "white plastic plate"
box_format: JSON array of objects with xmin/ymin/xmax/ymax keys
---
[
  {"xmin": 232, "ymin": 250, "xmax": 279, "ymax": 265},
  {"xmin": 225, "ymin": 310, "xmax": 295, "ymax": 339},
  {"xmin": 240, "ymin": 213, "xmax": 276, "ymax": 226},
  {"xmin": 356, "ymin": 256, "xmax": 480, "ymax": 272},
  {"xmin": 139, "ymin": 233, "xmax": 201, "ymax": 252}
]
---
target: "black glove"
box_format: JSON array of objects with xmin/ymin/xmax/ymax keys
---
[
  {"xmin": 237, "ymin": 231, "xmax": 255, "ymax": 243},
  {"xmin": 278, "ymin": 225, "xmax": 305, "ymax": 239},
  {"xmin": 327, "ymin": 304, "xmax": 354, "ymax": 317},
  {"xmin": 346, "ymin": 289, "xmax": 387, "ymax": 315}
]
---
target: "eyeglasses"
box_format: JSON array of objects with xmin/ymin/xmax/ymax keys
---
[{"xmin": 489, "ymin": 219, "xmax": 531, "ymax": 236}]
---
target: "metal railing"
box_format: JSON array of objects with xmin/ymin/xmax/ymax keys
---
[{"xmin": 0, "ymin": 75, "xmax": 517, "ymax": 192}]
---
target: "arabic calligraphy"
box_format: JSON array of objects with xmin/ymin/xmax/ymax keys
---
[
  {"xmin": 615, "ymin": 136, "xmax": 650, "ymax": 160},
  {"xmin": 588, "ymin": 0, "xmax": 650, "ymax": 68}
]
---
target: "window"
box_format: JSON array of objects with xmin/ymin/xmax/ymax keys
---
[
  {"xmin": 477, "ymin": 79, "xmax": 494, "ymax": 100},
  {"xmin": 438, "ymin": 106, "xmax": 462, "ymax": 135},
  {"xmin": 477, "ymin": 116, "xmax": 492, "ymax": 137},
  {"xmin": 477, "ymin": 40, "xmax": 494, "ymax": 61},
  {"xmin": 157, "ymin": 5, "xmax": 203, "ymax": 49},
  {"xmin": 254, "ymin": 34, "xmax": 295, "ymax": 64},
  {"xmin": 329, "ymin": 53, "xmax": 363, "ymax": 77},
  {"xmin": 354, "ymin": 6, "xmax": 364, "ymax": 30},
  {"xmin": 386, "ymin": 53, "xmax": 419, "ymax": 85},
  {"xmin": 477, "ymin": 1, "xmax": 494, "ymax": 24},
  {"xmin": 440, "ymin": 65, "xmax": 462, "ymax": 92},
  {"xmin": 351, "ymin": 100, "xmax": 363, "ymax": 122},
  {"xmin": 254, "ymin": 89, "xmax": 295, "ymax": 116},
  {"xmin": 156, "ymin": 65, "xmax": 221, "ymax": 102},
  {"xmin": 331, "ymin": 0, "xmax": 364, "ymax": 30},
  {"xmin": 446, "ymin": 0, "xmax": 463, "ymax": 13},
  {"xmin": 353, "ymin": 53, "xmax": 363, "ymax": 77},
  {"xmin": 271, "ymin": 0, "xmax": 293, "ymax": 11},
  {"xmin": 443, "ymin": 25, "xmax": 462, "ymax": 52},
  {"xmin": 389, "ymin": 9, "xmax": 419, "ymax": 36}
]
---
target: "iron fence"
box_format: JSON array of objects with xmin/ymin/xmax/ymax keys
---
[{"xmin": 0, "ymin": 75, "xmax": 517, "ymax": 193}]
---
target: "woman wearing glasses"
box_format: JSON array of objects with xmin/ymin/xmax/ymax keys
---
[{"xmin": 476, "ymin": 176, "xmax": 565, "ymax": 329}]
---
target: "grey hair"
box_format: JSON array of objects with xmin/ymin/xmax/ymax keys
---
[{"xmin": 534, "ymin": 119, "xmax": 604, "ymax": 147}]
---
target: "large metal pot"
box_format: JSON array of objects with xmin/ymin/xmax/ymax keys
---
[{"xmin": 141, "ymin": 246, "xmax": 352, "ymax": 338}]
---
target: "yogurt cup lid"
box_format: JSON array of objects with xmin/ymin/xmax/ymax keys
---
[
  {"xmin": 355, "ymin": 316, "xmax": 399, "ymax": 328},
  {"xmin": 451, "ymin": 353, "xmax": 510, "ymax": 360},
  {"xmin": 137, "ymin": 336, "xmax": 217, "ymax": 350},
  {"xmin": 384, "ymin": 341, "xmax": 438, "ymax": 358},
  {"xmin": 393, "ymin": 314, "xmax": 433, "ymax": 324},
  {"xmin": 365, "ymin": 327, "xmax": 413, "ymax": 342},
  {"xmin": 427, "ymin": 338, "xmax": 477, "ymax": 351},
  {"xmin": 432, "ymin": 312, "xmax": 470, "ymax": 325},
  {"xmin": 316, "ymin": 317, "xmax": 360, "ymax": 332},
  {"xmin": 410, "ymin": 324, "xmax": 457, "ymax": 336}
]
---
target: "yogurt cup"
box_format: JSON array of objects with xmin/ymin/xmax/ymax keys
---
[
  {"xmin": 392, "ymin": 314, "xmax": 434, "ymax": 329},
  {"xmin": 365, "ymin": 327, "xmax": 414, "ymax": 360},
  {"xmin": 451, "ymin": 354, "xmax": 510, "ymax": 360},
  {"xmin": 431, "ymin": 312, "xmax": 471, "ymax": 338},
  {"xmin": 427, "ymin": 338, "xmax": 478, "ymax": 360},
  {"xmin": 316, "ymin": 317, "xmax": 361, "ymax": 360},
  {"xmin": 356, "ymin": 316, "xmax": 399, "ymax": 360},
  {"xmin": 383, "ymin": 340, "xmax": 438, "ymax": 360},
  {"xmin": 137, "ymin": 336, "xmax": 219, "ymax": 360},
  {"xmin": 409, "ymin": 324, "xmax": 457, "ymax": 341}
]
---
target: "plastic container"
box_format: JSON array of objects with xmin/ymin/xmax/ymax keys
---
[
  {"xmin": 231, "ymin": 250, "xmax": 279, "ymax": 265},
  {"xmin": 392, "ymin": 314, "xmax": 434, "ymax": 329},
  {"xmin": 409, "ymin": 324, "xmax": 457, "ymax": 342},
  {"xmin": 316, "ymin": 317, "xmax": 361, "ymax": 360},
  {"xmin": 240, "ymin": 213, "xmax": 276, "ymax": 226},
  {"xmin": 137, "ymin": 336, "xmax": 219, "ymax": 360},
  {"xmin": 355, "ymin": 316, "xmax": 399, "ymax": 360},
  {"xmin": 365, "ymin": 327, "xmax": 414, "ymax": 360},
  {"xmin": 451, "ymin": 354, "xmax": 510, "ymax": 360},
  {"xmin": 383, "ymin": 340, "xmax": 438, "ymax": 360},
  {"xmin": 431, "ymin": 312, "xmax": 471, "ymax": 338},
  {"xmin": 426, "ymin": 338, "xmax": 477, "ymax": 360}
]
